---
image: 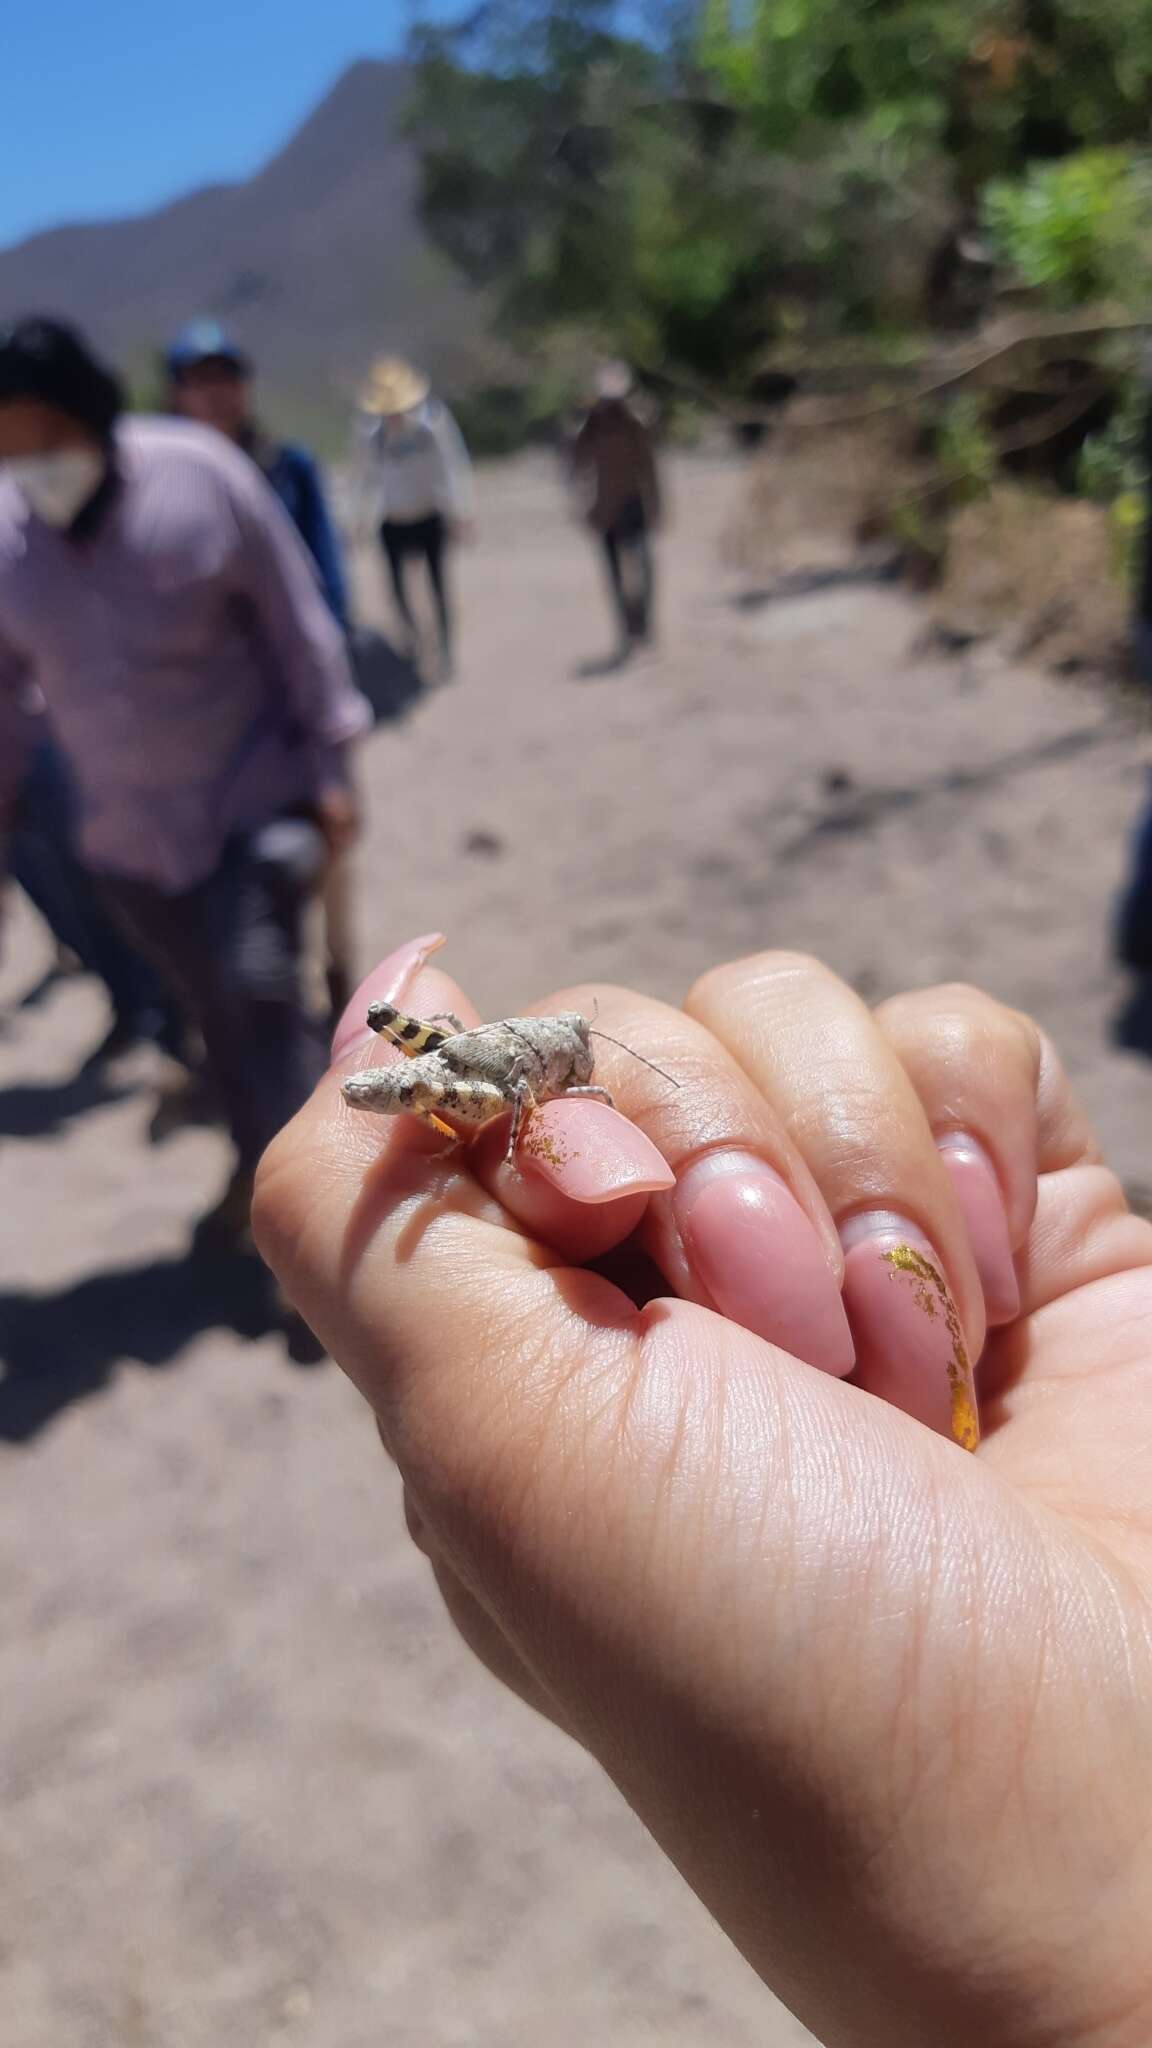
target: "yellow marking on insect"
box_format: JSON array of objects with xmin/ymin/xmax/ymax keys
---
[{"xmin": 367, "ymin": 1002, "xmax": 450, "ymax": 1060}]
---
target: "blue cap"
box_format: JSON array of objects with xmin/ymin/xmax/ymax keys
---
[{"xmin": 165, "ymin": 320, "xmax": 249, "ymax": 377}]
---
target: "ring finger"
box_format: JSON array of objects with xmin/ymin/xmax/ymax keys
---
[{"xmin": 688, "ymin": 953, "xmax": 985, "ymax": 1449}]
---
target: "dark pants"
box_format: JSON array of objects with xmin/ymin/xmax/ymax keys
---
[
  {"xmin": 10, "ymin": 736, "xmax": 180, "ymax": 1043},
  {"xmin": 99, "ymin": 819, "xmax": 328, "ymax": 1170},
  {"xmin": 380, "ymin": 514, "xmax": 451, "ymax": 654},
  {"xmin": 601, "ymin": 497, "xmax": 653, "ymax": 645},
  {"xmin": 1117, "ymin": 773, "xmax": 1152, "ymax": 971}
]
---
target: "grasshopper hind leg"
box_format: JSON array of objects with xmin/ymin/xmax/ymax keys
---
[{"xmin": 365, "ymin": 1001, "xmax": 450, "ymax": 1059}]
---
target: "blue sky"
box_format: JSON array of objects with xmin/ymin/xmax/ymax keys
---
[{"xmin": 1, "ymin": 2, "xmax": 437, "ymax": 249}]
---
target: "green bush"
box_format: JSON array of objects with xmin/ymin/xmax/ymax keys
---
[
  {"xmin": 1076, "ymin": 380, "xmax": 1145, "ymax": 499},
  {"xmin": 1073, "ymin": 381, "xmax": 1148, "ymax": 582},
  {"xmin": 935, "ymin": 394, "xmax": 997, "ymax": 501},
  {"xmin": 449, "ymin": 383, "xmax": 559, "ymax": 457},
  {"xmin": 983, "ymin": 149, "xmax": 1152, "ymax": 306}
]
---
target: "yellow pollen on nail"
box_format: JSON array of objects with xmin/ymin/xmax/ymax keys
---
[{"xmin": 522, "ymin": 1127, "xmax": 573, "ymax": 1170}]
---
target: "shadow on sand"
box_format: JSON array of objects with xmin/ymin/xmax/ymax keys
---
[
  {"xmin": 730, "ymin": 556, "xmax": 904, "ymax": 611},
  {"xmin": 0, "ymin": 1242, "xmax": 323, "ymax": 1443},
  {"xmin": 0, "ymin": 1065, "xmax": 135, "ymax": 1142},
  {"xmin": 11, "ymin": 960, "xmax": 79, "ymax": 1012},
  {"xmin": 572, "ymin": 649, "xmax": 631, "ymax": 680},
  {"xmin": 348, "ymin": 626, "xmax": 425, "ymax": 724}
]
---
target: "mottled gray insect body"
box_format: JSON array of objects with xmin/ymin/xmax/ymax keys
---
[{"xmin": 341, "ymin": 1002, "xmax": 612, "ymax": 1159}]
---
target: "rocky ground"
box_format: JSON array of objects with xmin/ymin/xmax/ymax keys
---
[{"xmin": 2, "ymin": 451, "xmax": 1150, "ymax": 2047}]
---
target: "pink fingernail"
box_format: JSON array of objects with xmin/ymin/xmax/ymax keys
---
[
  {"xmin": 841, "ymin": 1213, "xmax": 979, "ymax": 1450},
  {"xmin": 331, "ymin": 933, "xmax": 446, "ymax": 1062},
  {"xmin": 675, "ymin": 1151, "xmax": 855, "ymax": 1376},
  {"xmin": 519, "ymin": 1097, "xmax": 675, "ymax": 1204},
  {"xmin": 936, "ymin": 1133, "xmax": 1020, "ymax": 1327}
]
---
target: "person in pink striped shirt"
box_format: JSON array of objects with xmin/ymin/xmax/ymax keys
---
[{"xmin": 0, "ymin": 318, "xmax": 370, "ymax": 1239}]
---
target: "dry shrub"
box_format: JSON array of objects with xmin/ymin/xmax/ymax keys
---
[
  {"xmin": 933, "ymin": 485, "xmax": 1130, "ymax": 670},
  {"xmin": 726, "ymin": 408, "xmax": 927, "ymax": 581}
]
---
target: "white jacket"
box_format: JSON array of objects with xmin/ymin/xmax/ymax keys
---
[{"xmin": 353, "ymin": 400, "xmax": 474, "ymax": 526}]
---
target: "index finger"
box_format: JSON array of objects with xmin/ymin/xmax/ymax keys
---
[{"xmin": 328, "ymin": 935, "xmax": 670, "ymax": 1269}]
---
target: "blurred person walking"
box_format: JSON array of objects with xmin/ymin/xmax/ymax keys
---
[
  {"xmin": 166, "ymin": 319, "xmax": 357, "ymax": 1016},
  {"xmin": 165, "ymin": 320, "xmax": 349, "ymax": 628},
  {"xmin": 571, "ymin": 363, "xmax": 661, "ymax": 664},
  {"xmin": 353, "ymin": 357, "xmax": 473, "ymax": 679},
  {"xmin": 0, "ymin": 318, "xmax": 369, "ymax": 1238}
]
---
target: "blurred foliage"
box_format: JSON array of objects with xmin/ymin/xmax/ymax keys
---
[
  {"xmin": 407, "ymin": 0, "xmax": 1152, "ymax": 432},
  {"xmin": 696, "ymin": 0, "xmax": 1152, "ymax": 175},
  {"xmin": 1108, "ymin": 488, "xmax": 1145, "ymax": 584},
  {"xmin": 1073, "ymin": 382, "xmax": 1148, "ymax": 581},
  {"xmin": 1076, "ymin": 382, "xmax": 1146, "ymax": 502},
  {"xmin": 448, "ymin": 377, "xmax": 573, "ymax": 454},
  {"xmin": 935, "ymin": 392, "xmax": 998, "ymax": 499},
  {"xmin": 983, "ymin": 150, "xmax": 1152, "ymax": 305},
  {"xmin": 407, "ymin": 0, "xmax": 955, "ymax": 385}
]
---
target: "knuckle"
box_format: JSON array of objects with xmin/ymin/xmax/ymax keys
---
[
  {"xmin": 878, "ymin": 984, "xmax": 1042, "ymax": 1080},
  {"xmin": 1066, "ymin": 1164, "xmax": 1152, "ymax": 1267},
  {"xmin": 784, "ymin": 1069, "xmax": 893, "ymax": 1158},
  {"xmin": 688, "ymin": 948, "xmax": 838, "ymax": 1015}
]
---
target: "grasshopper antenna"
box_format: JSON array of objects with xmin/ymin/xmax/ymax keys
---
[{"xmin": 588, "ymin": 1027, "xmax": 680, "ymax": 1090}]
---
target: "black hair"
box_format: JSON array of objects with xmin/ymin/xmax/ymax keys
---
[{"xmin": 0, "ymin": 317, "xmax": 123, "ymax": 440}]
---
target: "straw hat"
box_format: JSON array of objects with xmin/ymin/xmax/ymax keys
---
[{"xmin": 358, "ymin": 356, "xmax": 430, "ymax": 416}]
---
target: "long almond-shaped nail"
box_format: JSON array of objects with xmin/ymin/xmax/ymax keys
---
[
  {"xmin": 519, "ymin": 1096, "xmax": 675, "ymax": 1204},
  {"xmin": 841, "ymin": 1212, "xmax": 979, "ymax": 1450},
  {"xmin": 675, "ymin": 1151, "xmax": 855, "ymax": 1376},
  {"xmin": 331, "ymin": 933, "xmax": 446, "ymax": 1062},
  {"xmin": 936, "ymin": 1133, "xmax": 1020, "ymax": 1326}
]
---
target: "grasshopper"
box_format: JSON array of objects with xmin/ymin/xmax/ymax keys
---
[{"xmin": 341, "ymin": 1001, "xmax": 674, "ymax": 1159}]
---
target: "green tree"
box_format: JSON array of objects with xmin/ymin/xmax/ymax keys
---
[
  {"xmin": 408, "ymin": 0, "xmax": 950, "ymax": 383},
  {"xmin": 697, "ymin": 0, "xmax": 1152, "ymax": 181},
  {"xmin": 407, "ymin": 0, "xmax": 1152, "ymax": 388}
]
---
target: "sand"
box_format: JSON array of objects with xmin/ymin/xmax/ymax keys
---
[{"xmin": 2, "ymin": 451, "xmax": 1149, "ymax": 2047}]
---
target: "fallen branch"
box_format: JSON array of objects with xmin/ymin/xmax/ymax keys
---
[{"xmin": 660, "ymin": 310, "xmax": 1151, "ymax": 432}]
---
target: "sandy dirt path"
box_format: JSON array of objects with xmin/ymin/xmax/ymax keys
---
[{"xmin": 2, "ymin": 452, "xmax": 1149, "ymax": 2047}]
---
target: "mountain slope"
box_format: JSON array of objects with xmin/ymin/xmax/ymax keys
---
[{"xmin": 0, "ymin": 61, "xmax": 484, "ymax": 436}]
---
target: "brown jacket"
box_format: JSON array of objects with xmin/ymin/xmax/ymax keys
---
[{"xmin": 572, "ymin": 400, "xmax": 661, "ymax": 533}]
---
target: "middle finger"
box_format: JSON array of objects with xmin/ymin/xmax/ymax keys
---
[{"xmin": 494, "ymin": 982, "xmax": 859, "ymax": 1380}]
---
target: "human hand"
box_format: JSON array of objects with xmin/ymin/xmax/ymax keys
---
[
  {"xmin": 314, "ymin": 783, "xmax": 359, "ymax": 859},
  {"xmin": 255, "ymin": 937, "xmax": 1152, "ymax": 2048}
]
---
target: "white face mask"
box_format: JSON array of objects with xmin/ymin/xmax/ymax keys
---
[{"xmin": 6, "ymin": 448, "xmax": 105, "ymax": 528}]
